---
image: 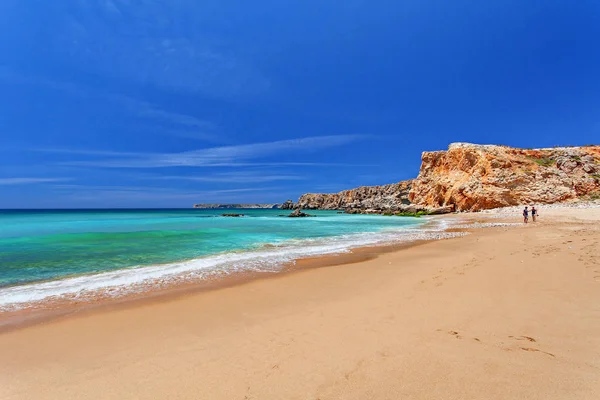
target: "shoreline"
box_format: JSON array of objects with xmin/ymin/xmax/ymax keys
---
[
  {"xmin": 1, "ymin": 206, "xmax": 599, "ymax": 399},
  {"xmin": 1, "ymin": 202, "xmax": 594, "ymax": 332},
  {"xmin": 5, "ymin": 200, "xmax": 598, "ymax": 322},
  {"xmin": 0, "ymin": 215, "xmax": 463, "ymax": 332}
]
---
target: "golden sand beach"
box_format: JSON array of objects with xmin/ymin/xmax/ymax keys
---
[{"xmin": 1, "ymin": 207, "xmax": 599, "ymax": 399}]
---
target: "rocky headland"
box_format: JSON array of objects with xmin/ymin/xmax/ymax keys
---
[
  {"xmin": 295, "ymin": 181, "xmax": 412, "ymax": 211},
  {"xmin": 410, "ymin": 143, "xmax": 600, "ymax": 211},
  {"xmin": 287, "ymin": 143, "xmax": 600, "ymax": 214},
  {"xmin": 193, "ymin": 203, "xmax": 281, "ymax": 209}
]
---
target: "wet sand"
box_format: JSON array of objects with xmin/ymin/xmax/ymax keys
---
[
  {"xmin": 0, "ymin": 237, "xmax": 440, "ymax": 332},
  {"xmin": 1, "ymin": 208, "xmax": 599, "ymax": 399}
]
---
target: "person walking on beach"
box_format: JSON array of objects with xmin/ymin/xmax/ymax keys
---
[
  {"xmin": 531, "ymin": 206, "xmax": 538, "ymax": 222},
  {"xmin": 523, "ymin": 206, "xmax": 529, "ymax": 224}
]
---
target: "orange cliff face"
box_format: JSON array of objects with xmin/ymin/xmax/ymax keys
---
[
  {"xmin": 290, "ymin": 143, "xmax": 599, "ymax": 213},
  {"xmin": 409, "ymin": 143, "xmax": 600, "ymax": 211}
]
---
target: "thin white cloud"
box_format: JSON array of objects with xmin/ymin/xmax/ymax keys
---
[
  {"xmin": 0, "ymin": 177, "xmax": 71, "ymax": 185},
  {"xmin": 34, "ymin": 148, "xmax": 142, "ymax": 157},
  {"xmin": 56, "ymin": 2, "xmax": 271, "ymax": 99},
  {"xmin": 52, "ymin": 134, "xmax": 367, "ymax": 168},
  {"xmin": 165, "ymin": 129, "xmax": 224, "ymax": 143},
  {"xmin": 0, "ymin": 66, "xmax": 219, "ymax": 141},
  {"xmin": 100, "ymin": 0, "xmax": 122, "ymax": 17},
  {"xmin": 155, "ymin": 171, "xmax": 305, "ymax": 183},
  {"xmin": 61, "ymin": 185, "xmax": 282, "ymax": 203},
  {"xmin": 52, "ymin": 184, "xmax": 172, "ymax": 191},
  {"xmin": 107, "ymin": 94, "xmax": 217, "ymax": 131},
  {"xmin": 52, "ymin": 184, "xmax": 277, "ymax": 194}
]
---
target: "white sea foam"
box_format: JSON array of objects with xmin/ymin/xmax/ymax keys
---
[
  {"xmin": 447, "ymin": 222, "xmax": 521, "ymax": 229},
  {"xmin": 0, "ymin": 223, "xmax": 465, "ymax": 311}
]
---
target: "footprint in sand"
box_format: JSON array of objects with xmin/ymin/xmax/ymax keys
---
[
  {"xmin": 507, "ymin": 336, "xmax": 555, "ymax": 358},
  {"xmin": 441, "ymin": 330, "xmax": 486, "ymax": 344},
  {"xmin": 508, "ymin": 335, "xmax": 537, "ymax": 343},
  {"xmin": 448, "ymin": 330, "xmax": 462, "ymax": 339},
  {"xmin": 520, "ymin": 347, "xmax": 555, "ymax": 357}
]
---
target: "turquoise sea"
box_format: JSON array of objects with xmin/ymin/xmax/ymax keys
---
[{"xmin": 0, "ymin": 209, "xmax": 447, "ymax": 310}]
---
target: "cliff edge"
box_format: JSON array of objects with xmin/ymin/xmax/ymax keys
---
[
  {"xmin": 409, "ymin": 143, "xmax": 600, "ymax": 211},
  {"xmin": 288, "ymin": 143, "xmax": 599, "ymax": 213}
]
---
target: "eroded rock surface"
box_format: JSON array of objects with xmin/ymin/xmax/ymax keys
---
[
  {"xmin": 296, "ymin": 181, "xmax": 413, "ymax": 211},
  {"xmin": 288, "ymin": 209, "xmax": 313, "ymax": 218},
  {"xmin": 409, "ymin": 143, "xmax": 600, "ymax": 211},
  {"xmin": 280, "ymin": 200, "xmax": 295, "ymax": 210},
  {"xmin": 285, "ymin": 143, "xmax": 600, "ymax": 213}
]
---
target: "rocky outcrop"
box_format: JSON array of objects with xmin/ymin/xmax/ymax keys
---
[
  {"xmin": 288, "ymin": 209, "xmax": 313, "ymax": 218},
  {"xmin": 287, "ymin": 143, "xmax": 599, "ymax": 214},
  {"xmin": 342, "ymin": 203, "xmax": 454, "ymax": 215},
  {"xmin": 280, "ymin": 200, "xmax": 295, "ymax": 210},
  {"xmin": 295, "ymin": 181, "xmax": 413, "ymax": 211},
  {"xmin": 193, "ymin": 203, "xmax": 280, "ymax": 209},
  {"xmin": 409, "ymin": 143, "xmax": 600, "ymax": 211}
]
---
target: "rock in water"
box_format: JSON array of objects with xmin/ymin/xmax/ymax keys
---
[{"xmin": 288, "ymin": 209, "xmax": 313, "ymax": 218}]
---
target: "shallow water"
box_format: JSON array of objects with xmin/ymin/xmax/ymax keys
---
[{"xmin": 0, "ymin": 209, "xmax": 444, "ymax": 309}]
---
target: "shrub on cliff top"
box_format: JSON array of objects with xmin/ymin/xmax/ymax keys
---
[
  {"xmin": 395, "ymin": 212, "xmax": 421, "ymax": 217},
  {"xmin": 528, "ymin": 156, "xmax": 555, "ymax": 167},
  {"xmin": 388, "ymin": 211, "xmax": 431, "ymax": 217}
]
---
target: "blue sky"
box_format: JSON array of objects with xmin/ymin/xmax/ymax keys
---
[{"xmin": 1, "ymin": 0, "xmax": 599, "ymax": 208}]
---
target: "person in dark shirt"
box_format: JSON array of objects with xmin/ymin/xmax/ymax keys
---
[
  {"xmin": 531, "ymin": 206, "xmax": 537, "ymax": 222},
  {"xmin": 523, "ymin": 206, "xmax": 529, "ymax": 224}
]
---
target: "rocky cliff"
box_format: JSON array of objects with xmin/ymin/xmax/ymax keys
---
[
  {"xmin": 279, "ymin": 200, "xmax": 295, "ymax": 210},
  {"xmin": 289, "ymin": 143, "xmax": 600, "ymax": 213},
  {"xmin": 295, "ymin": 181, "xmax": 413, "ymax": 211},
  {"xmin": 409, "ymin": 143, "xmax": 600, "ymax": 211}
]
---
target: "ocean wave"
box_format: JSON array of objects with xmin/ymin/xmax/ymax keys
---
[{"xmin": 0, "ymin": 223, "xmax": 465, "ymax": 311}]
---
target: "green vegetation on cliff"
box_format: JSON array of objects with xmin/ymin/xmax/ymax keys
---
[{"xmin": 383, "ymin": 211, "xmax": 430, "ymax": 217}]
